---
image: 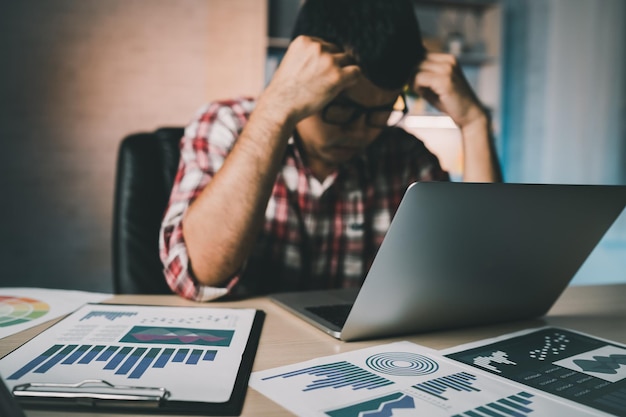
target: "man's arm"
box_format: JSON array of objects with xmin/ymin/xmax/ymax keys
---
[
  {"xmin": 182, "ymin": 36, "xmax": 361, "ymax": 287},
  {"xmin": 412, "ymin": 53, "xmax": 502, "ymax": 182}
]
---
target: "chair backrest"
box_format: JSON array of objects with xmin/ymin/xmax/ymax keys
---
[{"xmin": 112, "ymin": 127, "xmax": 184, "ymax": 294}]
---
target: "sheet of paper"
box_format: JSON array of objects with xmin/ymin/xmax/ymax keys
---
[
  {"xmin": 0, "ymin": 304, "xmax": 258, "ymax": 403},
  {"xmin": 250, "ymin": 341, "xmax": 603, "ymax": 417},
  {"xmin": 0, "ymin": 288, "xmax": 111, "ymax": 339},
  {"xmin": 443, "ymin": 327, "xmax": 626, "ymax": 417}
]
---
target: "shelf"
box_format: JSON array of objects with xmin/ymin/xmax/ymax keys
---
[{"xmin": 267, "ymin": 39, "xmax": 493, "ymax": 66}]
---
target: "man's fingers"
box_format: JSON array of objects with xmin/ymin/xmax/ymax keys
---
[
  {"xmin": 310, "ymin": 36, "xmax": 343, "ymax": 53},
  {"xmin": 342, "ymin": 64, "xmax": 361, "ymax": 81},
  {"xmin": 416, "ymin": 86, "xmax": 441, "ymax": 105},
  {"xmin": 413, "ymin": 70, "xmax": 444, "ymax": 91},
  {"xmin": 418, "ymin": 59, "xmax": 454, "ymax": 76},
  {"xmin": 423, "ymin": 52, "xmax": 458, "ymax": 64},
  {"xmin": 334, "ymin": 52, "xmax": 357, "ymax": 68},
  {"xmin": 331, "ymin": 64, "xmax": 361, "ymax": 93}
]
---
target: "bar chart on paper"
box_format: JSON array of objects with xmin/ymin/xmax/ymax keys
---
[
  {"xmin": 7, "ymin": 343, "xmax": 219, "ymax": 381},
  {"xmin": 319, "ymin": 370, "xmax": 546, "ymax": 416},
  {"xmin": 452, "ymin": 391, "xmax": 536, "ymax": 417},
  {"xmin": 413, "ymin": 372, "xmax": 480, "ymax": 400},
  {"xmin": 79, "ymin": 311, "xmax": 137, "ymax": 321},
  {"xmin": 0, "ymin": 303, "xmax": 262, "ymax": 406},
  {"xmin": 324, "ymin": 391, "xmax": 537, "ymax": 417},
  {"xmin": 251, "ymin": 340, "xmax": 610, "ymax": 417},
  {"xmin": 261, "ymin": 361, "xmax": 395, "ymax": 391},
  {"xmin": 445, "ymin": 328, "xmax": 626, "ymax": 417}
]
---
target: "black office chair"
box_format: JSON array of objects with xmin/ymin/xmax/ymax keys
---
[{"xmin": 112, "ymin": 127, "xmax": 184, "ymax": 294}]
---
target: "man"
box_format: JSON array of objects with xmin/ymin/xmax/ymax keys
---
[{"xmin": 160, "ymin": 0, "xmax": 501, "ymax": 301}]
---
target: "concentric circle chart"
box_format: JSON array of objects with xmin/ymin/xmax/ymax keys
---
[
  {"xmin": 366, "ymin": 352, "xmax": 439, "ymax": 376},
  {"xmin": 0, "ymin": 296, "xmax": 50, "ymax": 327}
]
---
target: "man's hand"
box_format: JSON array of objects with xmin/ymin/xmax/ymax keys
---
[
  {"xmin": 262, "ymin": 36, "xmax": 361, "ymax": 125},
  {"xmin": 411, "ymin": 52, "xmax": 501, "ymax": 182},
  {"xmin": 411, "ymin": 53, "xmax": 486, "ymax": 129},
  {"xmin": 182, "ymin": 38, "xmax": 360, "ymax": 288}
]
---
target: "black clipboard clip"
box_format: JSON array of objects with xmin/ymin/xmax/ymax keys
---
[{"xmin": 12, "ymin": 379, "xmax": 170, "ymax": 408}]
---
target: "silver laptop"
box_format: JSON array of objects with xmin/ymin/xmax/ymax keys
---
[{"xmin": 270, "ymin": 182, "xmax": 626, "ymax": 341}]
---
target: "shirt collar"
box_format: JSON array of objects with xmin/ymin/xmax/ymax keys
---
[{"xmin": 286, "ymin": 134, "xmax": 374, "ymax": 195}]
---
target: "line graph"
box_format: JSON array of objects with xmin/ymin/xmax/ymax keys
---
[
  {"xmin": 120, "ymin": 326, "xmax": 234, "ymax": 347},
  {"xmin": 325, "ymin": 392, "xmax": 416, "ymax": 417}
]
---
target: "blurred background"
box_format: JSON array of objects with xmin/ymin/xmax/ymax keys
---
[{"xmin": 0, "ymin": 0, "xmax": 624, "ymax": 293}]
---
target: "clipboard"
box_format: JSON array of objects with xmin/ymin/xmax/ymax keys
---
[
  {"xmin": 0, "ymin": 373, "xmax": 26, "ymax": 417},
  {"xmin": 0, "ymin": 304, "xmax": 265, "ymax": 415}
]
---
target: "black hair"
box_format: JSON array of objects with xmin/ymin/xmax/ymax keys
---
[{"xmin": 291, "ymin": 0, "xmax": 426, "ymax": 90}]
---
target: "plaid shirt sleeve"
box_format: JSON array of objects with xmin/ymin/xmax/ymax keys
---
[{"xmin": 159, "ymin": 98, "xmax": 254, "ymax": 301}]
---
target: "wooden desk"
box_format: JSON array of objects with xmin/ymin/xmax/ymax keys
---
[{"xmin": 2, "ymin": 284, "xmax": 625, "ymax": 416}]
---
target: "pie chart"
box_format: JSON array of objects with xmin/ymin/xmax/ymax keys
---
[{"xmin": 0, "ymin": 296, "xmax": 50, "ymax": 327}]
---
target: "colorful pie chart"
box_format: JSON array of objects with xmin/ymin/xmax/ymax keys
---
[{"xmin": 0, "ymin": 296, "xmax": 50, "ymax": 327}]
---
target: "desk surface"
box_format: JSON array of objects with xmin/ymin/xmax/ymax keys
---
[{"xmin": 2, "ymin": 283, "xmax": 625, "ymax": 417}]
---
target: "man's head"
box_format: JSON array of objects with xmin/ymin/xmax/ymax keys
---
[
  {"xmin": 290, "ymin": 0, "xmax": 426, "ymax": 179},
  {"xmin": 291, "ymin": 0, "xmax": 426, "ymax": 90}
]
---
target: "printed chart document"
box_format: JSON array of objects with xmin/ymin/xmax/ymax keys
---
[
  {"xmin": 250, "ymin": 340, "xmax": 605, "ymax": 417},
  {"xmin": 0, "ymin": 288, "xmax": 111, "ymax": 339},
  {"xmin": 443, "ymin": 327, "xmax": 626, "ymax": 417},
  {"xmin": 0, "ymin": 303, "xmax": 264, "ymax": 415}
]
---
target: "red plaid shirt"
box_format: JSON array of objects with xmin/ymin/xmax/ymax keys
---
[{"xmin": 159, "ymin": 98, "xmax": 449, "ymax": 301}]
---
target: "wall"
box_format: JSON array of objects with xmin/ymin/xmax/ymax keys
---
[
  {"xmin": 501, "ymin": 0, "xmax": 626, "ymax": 285},
  {"xmin": 0, "ymin": 0, "xmax": 266, "ymax": 292},
  {"xmin": 1, "ymin": 0, "xmax": 623, "ymax": 292}
]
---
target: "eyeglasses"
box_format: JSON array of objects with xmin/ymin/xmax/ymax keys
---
[{"xmin": 321, "ymin": 94, "xmax": 408, "ymax": 128}]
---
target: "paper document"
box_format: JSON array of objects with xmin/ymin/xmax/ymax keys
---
[
  {"xmin": 250, "ymin": 340, "xmax": 604, "ymax": 417},
  {"xmin": 0, "ymin": 288, "xmax": 111, "ymax": 339},
  {"xmin": 443, "ymin": 327, "xmax": 626, "ymax": 417},
  {"xmin": 0, "ymin": 303, "xmax": 258, "ymax": 403}
]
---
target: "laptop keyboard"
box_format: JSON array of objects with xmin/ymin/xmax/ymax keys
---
[{"xmin": 305, "ymin": 304, "xmax": 353, "ymax": 328}]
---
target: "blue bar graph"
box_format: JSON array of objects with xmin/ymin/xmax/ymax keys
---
[
  {"xmin": 80, "ymin": 311, "xmax": 138, "ymax": 321},
  {"xmin": 173, "ymin": 349, "xmax": 189, "ymax": 363},
  {"xmin": 154, "ymin": 348, "xmax": 175, "ymax": 368},
  {"xmin": 34, "ymin": 345, "xmax": 78, "ymax": 373},
  {"xmin": 96, "ymin": 346, "xmax": 119, "ymax": 362},
  {"xmin": 78, "ymin": 345, "xmax": 105, "ymax": 364},
  {"xmin": 187, "ymin": 349, "xmax": 203, "ymax": 365},
  {"xmin": 129, "ymin": 348, "xmax": 160, "ymax": 379},
  {"xmin": 104, "ymin": 346, "xmax": 134, "ymax": 370},
  {"xmin": 452, "ymin": 392, "xmax": 535, "ymax": 417},
  {"xmin": 8, "ymin": 344, "xmax": 219, "ymax": 381},
  {"xmin": 7, "ymin": 345, "xmax": 63, "ymax": 380},
  {"xmin": 62, "ymin": 345, "xmax": 92, "ymax": 365},
  {"xmin": 115, "ymin": 347, "xmax": 147, "ymax": 375},
  {"xmin": 414, "ymin": 372, "xmax": 480, "ymax": 400},
  {"xmin": 262, "ymin": 361, "xmax": 394, "ymax": 392}
]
